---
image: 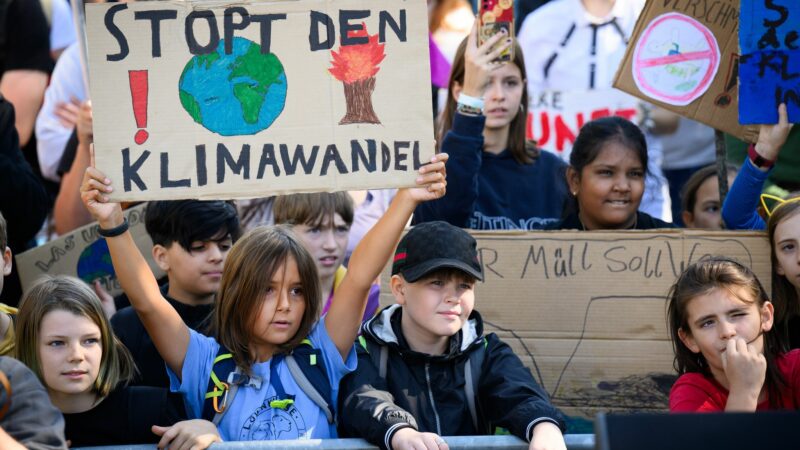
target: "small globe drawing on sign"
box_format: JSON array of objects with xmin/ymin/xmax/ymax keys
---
[
  {"xmin": 178, "ymin": 37, "xmax": 287, "ymax": 136},
  {"xmin": 76, "ymin": 239, "xmax": 116, "ymax": 284}
]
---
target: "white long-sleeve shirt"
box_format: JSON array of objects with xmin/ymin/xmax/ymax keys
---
[{"xmin": 35, "ymin": 43, "xmax": 86, "ymax": 182}]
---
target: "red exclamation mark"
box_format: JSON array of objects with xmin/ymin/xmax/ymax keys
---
[{"xmin": 129, "ymin": 70, "xmax": 149, "ymax": 145}]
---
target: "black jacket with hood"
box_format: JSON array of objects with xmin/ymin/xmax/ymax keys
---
[{"xmin": 338, "ymin": 305, "xmax": 565, "ymax": 449}]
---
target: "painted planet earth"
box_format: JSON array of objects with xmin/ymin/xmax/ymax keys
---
[
  {"xmin": 76, "ymin": 239, "xmax": 116, "ymax": 284},
  {"xmin": 179, "ymin": 37, "xmax": 287, "ymax": 136}
]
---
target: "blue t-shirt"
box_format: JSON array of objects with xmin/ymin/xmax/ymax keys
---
[{"xmin": 168, "ymin": 318, "xmax": 356, "ymax": 441}]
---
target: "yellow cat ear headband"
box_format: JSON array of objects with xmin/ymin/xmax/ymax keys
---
[{"xmin": 760, "ymin": 194, "xmax": 800, "ymax": 217}]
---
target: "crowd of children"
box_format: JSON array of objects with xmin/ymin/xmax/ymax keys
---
[
  {"xmin": 1, "ymin": 1, "xmax": 799, "ymax": 448},
  {"xmin": 1, "ymin": 153, "xmax": 796, "ymax": 446}
]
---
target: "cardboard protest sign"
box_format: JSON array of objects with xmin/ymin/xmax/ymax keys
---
[
  {"xmin": 613, "ymin": 0, "xmax": 759, "ymax": 143},
  {"xmin": 381, "ymin": 229, "xmax": 770, "ymax": 422},
  {"xmin": 739, "ymin": 0, "xmax": 800, "ymax": 124},
  {"xmin": 85, "ymin": 0, "xmax": 433, "ymax": 201},
  {"xmin": 526, "ymin": 89, "xmax": 640, "ymax": 162},
  {"xmin": 16, "ymin": 204, "xmax": 164, "ymax": 297}
]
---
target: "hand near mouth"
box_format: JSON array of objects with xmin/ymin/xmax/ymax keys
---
[{"xmin": 720, "ymin": 337, "xmax": 766, "ymax": 411}]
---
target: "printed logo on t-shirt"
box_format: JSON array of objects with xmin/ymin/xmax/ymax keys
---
[
  {"xmin": 469, "ymin": 211, "xmax": 557, "ymax": 230},
  {"xmin": 239, "ymin": 396, "xmax": 307, "ymax": 440}
]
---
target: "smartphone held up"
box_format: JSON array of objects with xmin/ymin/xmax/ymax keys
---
[{"xmin": 479, "ymin": 0, "xmax": 514, "ymax": 62}]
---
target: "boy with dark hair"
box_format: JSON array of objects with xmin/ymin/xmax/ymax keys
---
[
  {"xmin": 339, "ymin": 221, "xmax": 566, "ymax": 450},
  {"xmin": 111, "ymin": 200, "xmax": 241, "ymax": 387},
  {"xmin": 273, "ymin": 192, "xmax": 380, "ymax": 321},
  {"xmin": 0, "ymin": 212, "xmax": 18, "ymax": 356}
]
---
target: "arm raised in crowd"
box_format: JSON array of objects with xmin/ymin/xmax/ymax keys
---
[
  {"xmin": 414, "ymin": 24, "xmax": 510, "ymax": 228},
  {"xmin": 722, "ymin": 103, "xmax": 793, "ymax": 230},
  {"xmin": 80, "ymin": 159, "xmax": 190, "ymax": 378},
  {"xmin": 328, "ymin": 153, "xmax": 448, "ymax": 359}
]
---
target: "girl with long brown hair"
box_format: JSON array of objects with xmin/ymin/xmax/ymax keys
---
[{"xmin": 414, "ymin": 23, "xmax": 568, "ymax": 230}]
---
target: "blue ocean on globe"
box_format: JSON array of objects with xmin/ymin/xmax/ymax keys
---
[
  {"xmin": 76, "ymin": 239, "xmax": 116, "ymax": 284},
  {"xmin": 179, "ymin": 37, "xmax": 287, "ymax": 136}
]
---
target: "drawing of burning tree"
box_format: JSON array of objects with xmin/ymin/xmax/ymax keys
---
[{"xmin": 329, "ymin": 23, "xmax": 386, "ymax": 125}]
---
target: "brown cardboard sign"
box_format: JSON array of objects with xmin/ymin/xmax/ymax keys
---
[
  {"xmin": 613, "ymin": 0, "xmax": 759, "ymax": 142},
  {"xmin": 381, "ymin": 229, "xmax": 771, "ymax": 419},
  {"xmin": 85, "ymin": 0, "xmax": 433, "ymax": 201},
  {"xmin": 16, "ymin": 204, "xmax": 164, "ymax": 297}
]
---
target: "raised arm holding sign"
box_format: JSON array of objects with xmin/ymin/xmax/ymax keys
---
[{"xmin": 85, "ymin": 0, "xmax": 433, "ymax": 201}]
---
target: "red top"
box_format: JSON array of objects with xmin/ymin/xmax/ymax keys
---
[{"xmin": 670, "ymin": 349, "xmax": 800, "ymax": 412}]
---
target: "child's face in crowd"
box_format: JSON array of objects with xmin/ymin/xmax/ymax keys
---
[
  {"xmin": 0, "ymin": 246, "xmax": 11, "ymax": 294},
  {"xmin": 251, "ymin": 256, "xmax": 307, "ymax": 361},
  {"xmin": 678, "ymin": 287, "xmax": 773, "ymax": 386},
  {"xmin": 157, "ymin": 233, "xmax": 232, "ymax": 303},
  {"xmin": 774, "ymin": 212, "xmax": 800, "ymax": 290},
  {"xmin": 481, "ymin": 62, "xmax": 524, "ymax": 131},
  {"xmin": 38, "ymin": 309, "xmax": 102, "ymax": 401},
  {"xmin": 683, "ymin": 174, "xmax": 736, "ymax": 230},
  {"xmin": 394, "ymin": 273, "xmax": 476, "ymax": 341},
  {"xmin": 570, "ymin": 142, "xmax": 645, "ymax": 230},
  {"xmin": 293, "ymin": 214, "xmax": 350, "ymax": 282}
]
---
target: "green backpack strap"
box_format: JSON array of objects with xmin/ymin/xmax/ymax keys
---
[
  {"xmin": 207, "ymin": 353, "xmax": 234, "ymax": 395},
  {"xmin": 202, "ymin": 350, "xmax": 262, "ymax": 425},
  {"xmin": 202, "ymin": 352, "xmax": 238, "ymax": 425}
]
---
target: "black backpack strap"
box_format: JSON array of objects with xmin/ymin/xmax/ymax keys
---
[
  {"xmin": 360, "ymin": 334, "xmax": 489, "ymax": 432},
  {"xmin": 287, "ymin": 339, "xmax": 336, "ymax": 424},
  {"xmin": 464, "ymin": 338, "xmax": 487, "ymax": 433},
  {"xmin": 358, "ymin": 335, "xmax": 387, "ymax": 379}
]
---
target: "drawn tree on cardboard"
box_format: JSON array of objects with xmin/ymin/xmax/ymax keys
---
[{"xmin": 329, "ymin": 23, "xmax": 386, "ymax": 125}]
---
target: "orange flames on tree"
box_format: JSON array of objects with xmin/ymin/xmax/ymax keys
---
[{"xmin": 328, "ymin": 23, "xmax": 386, "ymax": 83}]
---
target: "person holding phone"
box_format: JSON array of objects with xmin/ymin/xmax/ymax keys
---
[{"xmin": 414, "ymin": 21, "xmax": 570, "ymax": 230}]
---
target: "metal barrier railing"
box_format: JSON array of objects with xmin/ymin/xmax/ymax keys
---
[{"xmin": 76, "ymin": 434, "xmax": 595, "ymax": 450}]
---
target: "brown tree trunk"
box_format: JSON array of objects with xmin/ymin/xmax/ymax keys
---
[{"xmin": 339, "ymin": 77, "xmax": 380, "ymax": 125}]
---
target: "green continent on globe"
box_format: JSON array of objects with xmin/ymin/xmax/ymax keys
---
[
  {"xmin": 229, "ymin": 43, "xmax": 285, "ymax": 124},
  {"xmin": 179, "ymin": 52, "xmax": 221, "ymax": 124},
  {"xmin": 197, "ymin": 52, "xmax": 220, "ymax": 69},
  {"xmin": 180, "ymin": 90, "xmax": 202, "ymax": 123}
]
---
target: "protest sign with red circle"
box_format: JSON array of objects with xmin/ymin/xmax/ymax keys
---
[{"xmin": 632, "ymin": 12, "xmax": 720, "ymax": 106}]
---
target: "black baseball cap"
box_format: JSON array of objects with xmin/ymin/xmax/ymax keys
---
[{"xmin": 391, "ymin": 221, "xmax": 484, "ymax": 282}]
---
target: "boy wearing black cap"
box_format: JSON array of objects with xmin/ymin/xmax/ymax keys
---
[{"xmin": 338, "ymin": 221, "xmax": 566, "ymax": 450}]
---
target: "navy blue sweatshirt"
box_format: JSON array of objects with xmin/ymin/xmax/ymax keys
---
[{"xmin": 414, "ymin": 113, "xmax": 568, "ymax": 230}]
